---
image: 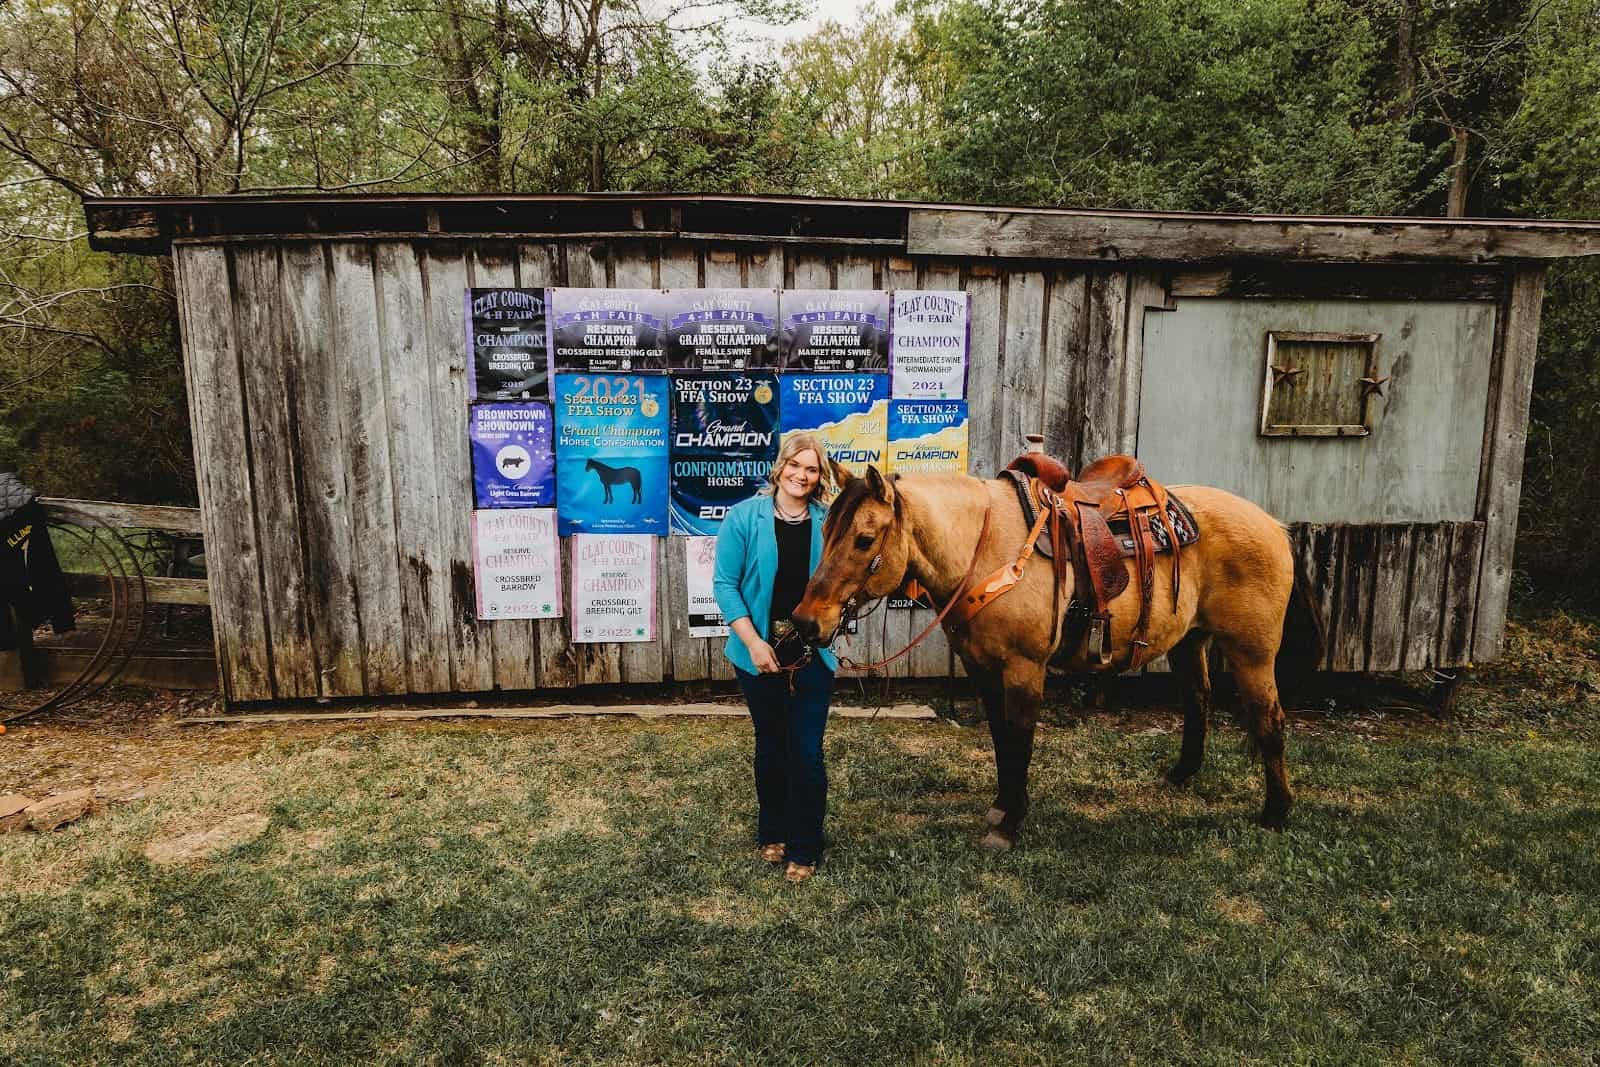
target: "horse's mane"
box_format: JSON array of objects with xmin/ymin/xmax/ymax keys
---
[
  {"xmin": 1004, "ymin": 453, "xmax": 1072, "ymax": 491},
  {"xmin": 822, "ymin": 478, "xmax": 872, "ymax": 542}
]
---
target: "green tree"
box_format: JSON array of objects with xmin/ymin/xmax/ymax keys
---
[{"xmin": 912, "ymin": 0, "xmax": 1424, "ymax": 212}]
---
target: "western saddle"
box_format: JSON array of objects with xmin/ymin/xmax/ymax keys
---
[{"xmin": 940, "ymin": 451, "xmax": 1197, "ymax": 670}]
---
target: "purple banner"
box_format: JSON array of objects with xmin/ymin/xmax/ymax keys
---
[
  {"xmin": 665, "ymin": 288, "xmax": 781, "ymax": 371},
  {"xmin": 548, "ymin": 288, "xmax": 669, "ymax": 373},
  {"xmin": 778, "ymin": 289, "xmax": 890, "ymax": 372},
  {"xmin": 470, "ymin": 403, "xmax": 556, "ymax": 508}
]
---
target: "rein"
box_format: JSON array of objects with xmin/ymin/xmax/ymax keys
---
[{"xmin": 835, "ymin": 497, "xmax": 994, "ymax": 674}]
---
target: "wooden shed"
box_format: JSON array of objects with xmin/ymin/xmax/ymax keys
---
[{"xmin": 85, "ymin": 194, "xmax": 1600, "ymax": 704}]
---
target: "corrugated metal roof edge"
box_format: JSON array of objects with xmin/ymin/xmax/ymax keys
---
[
  {"xmin": 81, "ymin": 190, "xmax": 1600, "ymax": 228},
  {"xmin": 82, "ymin": 192, "xmax": 1600, "ymax": 259}
]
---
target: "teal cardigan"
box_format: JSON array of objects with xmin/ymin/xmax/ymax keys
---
[{"xmin": 712, "ymin": 494, "xmax": 838, "ymax": 674}]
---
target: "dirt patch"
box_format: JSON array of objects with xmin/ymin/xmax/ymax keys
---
[
  {"xmin": 891, "ymin": 732, "xmax": 943, "ymax": 757},
  {"xmin": 536, "ymin": 792, "xmax": 611, "ymax": 838},
  {"xmin": 143, "ymin": 812, "xmax": 269, "ymax": 866},
  {"xmin": 688, "ymin": 891, "xmax": 760, "ymax": 929},
  {"xmin": 1214, "ymin": 894, "xmax": 1267, "ymax": 925}
]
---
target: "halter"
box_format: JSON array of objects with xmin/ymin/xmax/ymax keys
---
[{"xmin": 834, "ymin": 498, "xmax": 994, "ymax": 675}]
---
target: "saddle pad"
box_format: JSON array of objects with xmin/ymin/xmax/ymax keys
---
[
  {"xmin": 1000, "ymin": 470, "xmax": 1200, "ymax": 560},
  {"xmin": 1108, "ymin": 493, "xmax": 1200, "ymax": 557}
]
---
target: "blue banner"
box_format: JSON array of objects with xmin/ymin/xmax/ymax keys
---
[
  {"xmin": 553, "ymin": 373, "xmax": 669, "ymax": 536},
  {"xmin": 886, "ymin": 400, "xmax": 970, "ymax": 475},
  {"xmin": 779, "ymin": 373, "xmax": 889, "ymax": 476},
  {"xmin": 470, "ymin": 402, "xmax": 556, "ymax": 508},
  {"xmin": 669, "ymin": 372, "xmax": 780, "ymax": 535}
]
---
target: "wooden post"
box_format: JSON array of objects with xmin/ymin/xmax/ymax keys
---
[
  {"xmin": 1436, "ymin": 668, "xmax": 1467, "ymax": 717},
  {"xmin": 1473, "ymin": 265, "xmax": 1546, "ymax": 660}
]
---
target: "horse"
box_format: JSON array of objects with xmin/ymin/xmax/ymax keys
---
[
  {"xmin": 585, "ymin": 458, "xmax": 643, "ymax": 504},
  {"xmin": 791, "ymin": 462, "xmax": 1314, "ymax": 852}
]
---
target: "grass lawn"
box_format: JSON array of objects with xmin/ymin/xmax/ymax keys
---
[{"xmin": 3, "ymin": 616, "xmax": 1598, "ymax": 1065}]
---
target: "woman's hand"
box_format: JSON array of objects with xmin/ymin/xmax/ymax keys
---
[
  {"xmin": 746, "ymin": 638, "xmax": 781, "ymax": 674},
  {"xmin": 729, "ymin": 616, "xmax": 780, "ymax": 673}
]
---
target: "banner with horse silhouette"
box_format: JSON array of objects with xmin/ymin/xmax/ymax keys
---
[
  {"xmin": 553, "ymin": 373, "xmax": 669, "ymax": 536},
  {"xmin": 467, "ymin": 288, "xmax": 550, "ymax": 401},
  {"xmin": 668, "ymin": 372, "xmax": 780, "ymax": 535},
  {"xmin": 469, "ymin": 402, "xmax": 556, "ymax": 508}
]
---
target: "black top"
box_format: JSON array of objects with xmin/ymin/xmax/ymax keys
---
[
  {"xmin": 1, "ymin": 498, "xmax": 76, "ymax": 652},
  {"xmin": 768, "ymin": 515, "xmax": 813, "ymax": 666}
]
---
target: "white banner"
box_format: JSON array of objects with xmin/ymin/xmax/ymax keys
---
[
  {"xmin": 685, "ymin": 536, "xmax": 728, "ymax": 637},
  {"xmin": 571, "ymin": 533, "xmax": 657, "ymax": 643},
  {"xmin": 472, "ymin": 508, "xmax": 561, "ymax": 620},
  {"xmin": 890, "ymin": 290, "xmax": 970, "ymax": 399}
]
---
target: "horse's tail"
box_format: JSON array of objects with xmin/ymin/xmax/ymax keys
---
[{"xmin": 1276, "ymin": 562, "xmax": 1326, "ymax": 704}]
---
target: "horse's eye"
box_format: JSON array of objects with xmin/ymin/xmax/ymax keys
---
[{"xmin": 854, "ymin": 533, "xmax": 875, "ymax": 551}]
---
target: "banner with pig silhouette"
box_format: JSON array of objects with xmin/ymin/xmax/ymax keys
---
[{"xmin": 469, "ymin": 402, "xmax": 556, "ymax": 508}]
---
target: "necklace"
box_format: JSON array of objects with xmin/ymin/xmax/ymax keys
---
[{"xmin": 774, "ymin": 497, "xmax": 809, "ymax": 524}]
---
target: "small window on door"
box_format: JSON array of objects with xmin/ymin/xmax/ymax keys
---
[{"xmin": 1260, "ymin": 331, "xmax": 1383, "ymax": 437}]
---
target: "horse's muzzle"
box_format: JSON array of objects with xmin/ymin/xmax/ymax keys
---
[{"xmin": 791, "ymin": 613, "xmax": 825, "ymax": 647}]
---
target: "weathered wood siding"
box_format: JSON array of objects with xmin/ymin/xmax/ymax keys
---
[
  {"xmin": 1289, "ymin": 521, "xmax": 1484, "ymax": 672},
  {"xmin": 1137, "ymin": 298, "xmax": 1497, "ymax": 523},
  {"xmin": 175, "ymin": 238, "xmax": 1518, "ymax": 701}
]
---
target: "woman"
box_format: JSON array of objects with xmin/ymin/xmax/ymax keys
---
[{"xmin": 713, "ymin": 433, "xmax": 840, "ymax": 883}]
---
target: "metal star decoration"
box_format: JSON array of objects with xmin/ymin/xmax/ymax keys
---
[
  {"xmin": 1270, "ymin": 364, "xmax": 1305, "ymax": 387},
  {"xmin": 1358, "ymin": 375, "xmax": 1391, "ymax": 399}
]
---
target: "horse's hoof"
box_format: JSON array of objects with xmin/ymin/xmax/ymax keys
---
[
  {"xmin": 1259, "ymin": 802, "xmax": 1291, "ymax": 831},
  {"xmin": 983, "ymin": 806, "xmax": 1006, "ymax": 828},
  {"xmin": 1164, "ymin": 764, "xmax": 1198, "ymax": 788},
  {"xmin": 978, "ymin": 830, "xmax": 1013, "ymax": 853}
]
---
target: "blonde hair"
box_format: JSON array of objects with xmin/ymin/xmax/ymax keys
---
[{"xmin": 762, "ymin": 432, "xmax": 837, "ymax": 504}]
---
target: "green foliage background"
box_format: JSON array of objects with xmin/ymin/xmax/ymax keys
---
[{"xmin": 3, "ymin": 0, "xmax": 1599, "ymax": 596}]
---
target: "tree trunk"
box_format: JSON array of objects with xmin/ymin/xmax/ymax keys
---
[
  {"xmin": 1447, "ymin": 126, "xmax": 1470, "ymax": 217},
  {"xmin": 1396, "ymin": 0, "xmax": 1417, "ymax": 114}
]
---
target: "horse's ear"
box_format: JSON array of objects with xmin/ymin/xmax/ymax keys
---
[
  {"xmin": 831, "ymin": 459, "xmax": 855, "ymax": 491},
  {"xmin": 865, "ymin": 464, "xmax": 894, "ymax": 504}
]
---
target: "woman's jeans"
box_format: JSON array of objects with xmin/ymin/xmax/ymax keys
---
[{"xmin": 735, "ymin": 656, "xmax": 834, "ymax": 866}]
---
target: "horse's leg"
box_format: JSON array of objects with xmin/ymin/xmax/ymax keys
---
[
  {"xmin": 980, "ymin": 661, "xmax": 1043, "ymax": 853},
  {"xmin": 979, "ymin": 679, "xmax": 1013, "ymax": 830},
  {"xmin": 1164, "ymin": 631, "xmax": 1213, "ymax": 787},
  {"xmin": 1224, "ymin": 648, "xmax": 1293, "ymax": 830}
]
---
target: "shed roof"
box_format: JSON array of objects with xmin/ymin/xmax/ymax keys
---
[{"xmin": 83, "ymin": 192, "xmax": 1600, "ymax": 264}]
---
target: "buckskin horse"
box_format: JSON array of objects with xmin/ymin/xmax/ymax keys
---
[{"xmin": 790, "ymin": 455, "xmax": 1316, "ymax": 851}]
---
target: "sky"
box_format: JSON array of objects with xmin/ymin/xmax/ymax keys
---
[
  {"xmin": 764, "ymin": 0, "xmax": 876, "ymax": 40},
  {"xmin": 685, "ymin": 0, "xmax": 881, "ymax": 64}
]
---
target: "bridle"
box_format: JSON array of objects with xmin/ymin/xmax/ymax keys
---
[{"xmin": 833, "ymin": 497, "xmax": 994, "ymax": 674}]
